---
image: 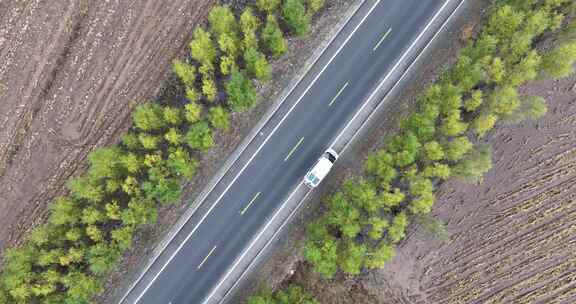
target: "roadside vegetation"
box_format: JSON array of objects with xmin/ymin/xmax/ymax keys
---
[
  {"xmin": 0, "ymin": 0, "xmax": 326, "ymax": 303},
  {"xmin": 247, "ymin": 284, "xmax": 319, "ymax": 304},
  {"xmin": 300, "ymin": 0, "xmax": 576, "ymax": 282}
]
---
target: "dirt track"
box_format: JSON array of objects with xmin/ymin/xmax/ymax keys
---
[{"xmin": 0, "ymin": 0, "xmax": 216, "ymax": 253}]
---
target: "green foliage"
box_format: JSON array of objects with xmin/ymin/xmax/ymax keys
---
[
  {"xmin": 423, "ymin": 141, "xmax": 445, "ymax": 161},
  {"xmin": 489, "ymin": 86, "xmax": 520, "ymax": 115},
  {"xmin": 306, "ymin": 0, "xmax": 325, "ymax": 14},
  {"xmin": 262, "ymin": 15, "xmax": 288, "ymax": 58},
  {"xmin": 87, "ymin": 244, "xmax": 121, "ymax": 275},
  {"xmin": 190, "ymin": 28, "xmax": 216, "ymax": 66},
  {"xmin": 464, "ymin": 90, "xmax": 483, "ymax": 112},
  {"xmin": 304, "ymin": 221, "xmax": 339, "ymax": 279},
  {"xmin": 541, "ymin": 42, "xmax": 576, "ymax": 78},
  {"xmin": 164, "ymin": 128, "xmax": 183, "ymax": 146},
  {"xmin": 184, "ymin": 102, "xmax": 202, "ymax": 123},
  {"xmin": 282, "ymin": 0, "xmax": 310, "ymax": 37},
  {"xmin": 256, "ymin": 0, "xmax": 281, "ymax": 13},
  {"xmin": 445, "ymin": 136, "xmax": 473, "ymax": 162},
  {"xmin": 472, "ymin": 113, "xmax": 498, "ymax": 138},
  {"xmin": 240, "ymin": 8, "xmax": 260, "ymax": 36},
  {"xmin": 388, "ymin": 212, "xmax": 409, "ymax": 243},
  {"xmin": 163, "ymin": 107, "xmax": 182, "ymax": 126},
  {"xmin": 172, "ymin": 59, "xmax": 196, "ymax": 87},
  {"xmin": 185, "ymin": 121, "xmax": 214, "ymax": 152},
  {"xmin": 133, "ymin": 103, "xmax": 166, "ymax": 131},
  {"xmin": 244, "ymin": 47, "xmax": 272, "ymax": 80},
  {"xmin": 208, "ymin": 106, "xmax": 230, "ymax": 131},
  {"xmin": 167, "ymin": 147, "xmax": 198, "ymax": 179},
  {"xmin": 365, "ymin": 150, "xmax": 397, "ymax": 187},
  {"xmin": 338, "ymin": 241, "xmax": 367, "ymax": 275},
  {"xmin": 138, "ymin": 133, "xmax": 160, "ymax": 150},
  {"xmin": 248, "ymin": 285, "xmax": 318, "ymax": 304},
  {"xmin": 209, "ymin": 6, "xmax": 238, "ymax": 38},
  {"xmin": 201, "ymin": 77, "xmax": 218, "ymax": 102},
  {"xmin": 364, "ymin": 242, "xmax": 395, "ymax": 269},
  {"xmin": 225, "ymin": 70, "xmax": 257, "ymax": 112},
  {"xmin": 454, "ymin": 145, "xmax": 493, "ymax": 183}
]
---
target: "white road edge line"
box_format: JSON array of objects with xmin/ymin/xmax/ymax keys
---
[
  {"xmin": 127, "ymin": 1, "xmax": 382, "ymax": 303},
  {"xmin": 117, "ymin": 1, "xmax": 369, "ymax": 302},
  {"xmin": 210, "ymin": 0, "xmax": 465, "ymax": 303}
]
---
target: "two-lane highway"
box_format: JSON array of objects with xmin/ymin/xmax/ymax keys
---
[{"xmin": 120, "ymin": 0, "xmax": 460, "ymax": 303}]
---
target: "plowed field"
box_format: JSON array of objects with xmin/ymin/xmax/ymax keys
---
[{"xmin": 0, "ymin": 0, "xmax": 216, "ymax": 254}]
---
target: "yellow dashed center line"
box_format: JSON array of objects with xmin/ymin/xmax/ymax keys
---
[
  {"xmin": 284, "ymin": 137, "xmax": 305, "ymax": 162},
  {"xmin": 197, "ymin": 245, "xmax": 217, "ymax": 270},
  {"xmin": 373, "ymin": 28, "xmax": 392, "ymax": 52},
  {"xmin": 328, "ymin": 82, "xmax": 349, "ymax": 106},
  {"xmin": 240, "ymin": 192, "xmax": 262, "ymax": 215}
]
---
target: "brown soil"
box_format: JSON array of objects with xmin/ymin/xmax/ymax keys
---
[
  {"xmin": 0, "ymin": 0, "xmax": 217, "ymax": 253},
  {"xmin": 241, "ymin": 2, "xmax": 576, "ymax": 304},
  {"xmin": 0, "ymin": 0, "xmax": 358, "ymax": 302}
]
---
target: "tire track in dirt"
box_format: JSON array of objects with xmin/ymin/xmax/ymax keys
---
[{"xmin": 0, "ymin": 0, "xmax": 217, "ymax": 254}]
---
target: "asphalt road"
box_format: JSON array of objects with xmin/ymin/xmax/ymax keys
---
[{"xmin": 122, "ymin": 0, "xmax": 455, "ymax": 303}]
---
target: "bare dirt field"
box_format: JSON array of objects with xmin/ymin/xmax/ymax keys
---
[
  {"xmin": 0, "ymin": 0, "xmax": 359, "ymax": 302},
  {"xmin": 241, "ymin": 2, "xmax": 576, "ymax": 304},
  {"xmin": 0, "ymin": 0, "xmax": 218, "ymax": 253}
]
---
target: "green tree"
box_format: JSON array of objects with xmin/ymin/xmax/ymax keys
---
[
  {"xmin": 240, "ymin": 8, "xmax": 260, "ymax": 36},
  {"xmin": 454, "ymin": 145, "xmax": 493, "ymax": 183},
  {"xmin": 365, "ymin": 150, "xmax": 397, "ymax": 187},
  {"xmin": 244, "ymin": 47, "xmax": 272, "ymax": 80},
  {"xmin": 111, "ymin": 226, "xmax": 135, "ymax": 250},
  {"xmin": 306, "ymin": 0, "xmax": 325, "ymax": 14},
  {"xmin": 409, "ymin": 193, "xmax": 435, "ymax": 215},
  {"xmin": 172, "ymin": 59, "xmax": 196, "ymax": 87},
  {"xmin": 163, "ymin": 106, "xmax": 182, "ymax": 126},
  {"xmin": 62, "ymin": 271, "xmax": 102, "ymax": 304},
  {"xmin": 122, "ymin": 132, "xmax": 140, "ymax": 150},
  {"xmin": 67, "ymin": 176, "xmax": 104, "ymax": 203},
  {"xmin": 304, "ymin": 221, "xmax": 339, "ymax": 279},
  {"xmin": 120, "ymin": 152, "xmax": 142, "ymax": 174},
  {"xmin": 472, "ymin": 113, "xmax": 498, "ymax": 138},
  {"xmin": 365, "ymin": 242, "xmax": 395, "ymax": 269},
  {"xmin": 167, "ymin": 147, "xmax": 198, "ymax": 179},
  {"xmin": 133, "ymin": 103, "xmax": 166, "ymax": 131},
  {"xmin": 445, "ymin": 136, "xmax": 473, "ymax": 161},
  {"xmin": 208, "ymin": 106, "xmax": 230, "ymax": 131},
  {"xmin": 202, "ymin": 77, "xmax": 218, "ymax": 102},
  {"xmin": 423, "ymin": 163, "xmax": 451, "ymax": 179},
  {"xmin": 424, "ymin": 141, "xmax": 445, "ymax": 161},
  {"xmin": 282, "ymin": 0, "xmax": 310, "ymax": 37},
  {"xmin": 484, "ymin": 56, "xmax": 506, "ymax": 84},
  {"xmin": 49, "ymin": 196, "xmax": 81, "ymax": 226},
  {"xmin": 338, "ymin": 241, "xmax": 367, "ymax": 275},
  {"xmin": 541, "ymin": 42, "xmax": 576, "ymax": 79},
  {"xmin": 489, "ymin": 86, "xmax": 520, "ymax": 115},
  {"xmin": 257, "ymin": 0, "xmax": 281, "ymax": 13},
  {"xmin": 164, "ymin": 128, "xmax": 183, "ymax": 145},
  {"xmin": 184, "ymin": 102, "xmax": 202, "ymax": 123},
  {"xmin": 190, "ymin": 28, "xmax": 216, "ymax": 66},
  {"xmin": 185, "ymin": 87, "xmax": 199, "ymax": 102},
  {"xmin": 225, "ymin": 70, "xmax": 257, "ymax": 112},
  {"xmin": 440, "ymin": 109, "xmax": 468, "ymax": 137},
  {"xmin": 381, "ymin": 188, "xmax": 405, "ymax": 209},
  {"xmin": 138, "ymin": 133, "xmax": 160, "ymax": 150},
  {"xmin": 208, "ymin": 6, "xmax": 237, "ymax": 37},
  {"xmin": 262, "ymin": 15, "xmax": 288, "ymax": 58},
  {"xmin": 185, "ymin": 121, "xmax": 214, "ymax": 152},
  {"xmin": 388, "ymin": 212, "xmax": 409, "ymax": 243},
  {"xmin": 464, "ymin": 90, "xmax": 483, "ymax": 112},
  {"xmin": 87, "ymin": 243, "xmax": 121, "ymax": 275}
]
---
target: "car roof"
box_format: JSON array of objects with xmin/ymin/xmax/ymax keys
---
[{"xmin": 310, "ymin": 157, "xmax": 333, "ymax": 181}]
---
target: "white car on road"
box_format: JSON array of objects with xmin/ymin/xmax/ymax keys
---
[{"xmin": 304, "ymin": 149, "xmax": 339, "ymax": 188}]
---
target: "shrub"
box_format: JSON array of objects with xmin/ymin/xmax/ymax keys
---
[
  {"xmin": 454, "ymin": 145, "xmax": 493, "ymax": 182},
  {"xmin": 201, "ymin": 77, "xmax": 218, "ymax": 102},
  {"xmin": 133, "ymin": 103, "xmax": 166, "ymax": 131},
  {"xmin": 225, "ymin": 70, "xmax": 257, "ymax": 112},
  {"xmin": 472, "ymin": 113, "xmax": 498, "ymax": 138},
  {"xmin": 190, "ymin": 28, "xmax": 216, "ymax": 66},
  {"xmin": 240, "ymin": 8, "xmax": 260, "ymax": 36},
  {"xmin": 163, "ymin": 106, "xmax": 182, "ymax": 126},
  {"xmin": 172, "ymin": 59, "xmax": 196, "ymax": 88},
  {"xmin": 244, "ymin": 47, "xmax": 272, "ymax": 80},
  {"xmin": 256, "ymin": 0, "xmax": 281, "ymax": 13},
  {"xmin": 185, "ymin": 121, "xmax": 214, "ymax": 152},
  {"xmin": 306, "ymin": 0, "xmax": 325, "ymax": 14},
  {"xmin": 262, "ymin": 15, "xmax": 288, "ymax": 58},
  {"xmin": 282, "ymin": 0, "xmax": 310, "ymax": 37},
  {"xmin": 184, "ymin": 102, "xmax": 202, "ymax": 123},
  {"xmin": 208, "ymin": 5, "xmax": 237, "ymax": 37},
  {"xmin": 541, "ymin": 42, "xmax": 576, "ymax": 78},
  {"xmin": 208, "ymin": 106, "xmax": 230, "ymax": 131}
]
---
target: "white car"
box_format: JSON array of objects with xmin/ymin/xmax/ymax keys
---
[{"xmin": 304, "ymin": 149, "xmax": 339, "ymax": 188}]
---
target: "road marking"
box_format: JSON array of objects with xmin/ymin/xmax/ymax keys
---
[
  {"xmin": 240, "ymin": 192, "xmax": 262, "ymax": 215},
  {"xmin": 328, "ymin": 82, "xmax": 349, "ymax": 106},
  {"xmin": 210, "ymin": 0, "xmax": 464, "ymax": 303},
  {"xmin": 284, "ymin": 137, "xmax": 305, "ymax": 162},
  {"xmin": 125, "ymin": 1, "xmax": 382, "ymax": 302},
  {"xmin": 373, "ymin": 27, "xmax": 392, "ymax": 52},
  {"xmin": 197, "ymin": 246, "xmax": 217, "ymax": 270}
]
